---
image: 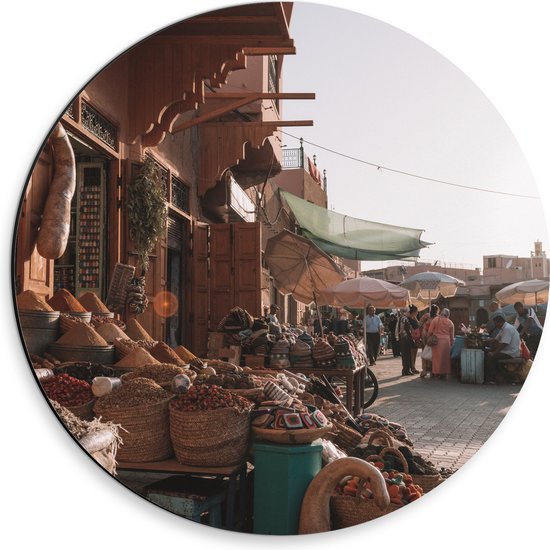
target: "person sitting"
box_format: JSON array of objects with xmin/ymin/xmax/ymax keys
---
[
  {"xmin": 484, "ymin": 314, "xmax": 521, "ymax": 384},
  {"xmin": 513, "ymin": 301, "xmax": 543, "ymax": 359},
  {"xmin": 485, "ymin": 300, "xmax": 505, "ymax": 338}
]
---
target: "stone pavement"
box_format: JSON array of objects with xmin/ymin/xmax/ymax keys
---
[{"xmin": 363, "ymin": 352, "xmax": 520, "ymax": 470}]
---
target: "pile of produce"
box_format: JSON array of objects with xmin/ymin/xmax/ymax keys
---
[
  {"xmin": 94, "ymin": 378, "xmax": 170, "ymax": 410},
  {"xmin": 53, "ymin": 362, "xmax": 115, "ymax": 384},
  {"xmin": 170, "ymin": 384, "xmax": 253, "ymax": 413},
  {"xmin": 41, "ymin": 374, "xmax": 94, "ymax": 407},
  {"xmin": 335, "ymin": 468, "xmax": 423, "ymax": 508},
  {"xmin": 77, "ymin": 292, "xmax": 111, "ymax": 313},
  {"xmin": 121, "ymin": 364, "xmax": 191, "ymax": 386},
  {"xmin": 195, "ymin": 371, "xmax": 262, "ymax": 390}
]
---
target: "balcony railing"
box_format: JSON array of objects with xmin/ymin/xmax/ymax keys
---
[{"xmin": 282, "ymin": 147, "xmax": 304, "ymax": 169}]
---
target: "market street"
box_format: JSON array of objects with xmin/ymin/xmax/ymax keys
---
[{"xmin": 366, "ymin": 353, "xmax": 519, "ymax": 470}]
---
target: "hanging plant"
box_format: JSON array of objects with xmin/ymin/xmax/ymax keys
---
[{"xmin": 127, "ymin": 156, "xmax": 167, "ymax": 275}]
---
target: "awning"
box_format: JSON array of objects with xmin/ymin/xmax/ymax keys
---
[{"xmin": 281, "ymin": 191, "xmax": 432, "ymax": 261}]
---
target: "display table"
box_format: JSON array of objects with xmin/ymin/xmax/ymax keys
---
[
  {"xmin": 286, "ymin": 364, "xmax": 366, "ymax": 416},
  {"xmin": 117, "ymin": 459, "xmax": 249, "ymax": 530}
]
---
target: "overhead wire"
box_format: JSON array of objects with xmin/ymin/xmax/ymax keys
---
[{"xmin": 281, "ymin": 131, "xmax": 539, "ymax": 200}]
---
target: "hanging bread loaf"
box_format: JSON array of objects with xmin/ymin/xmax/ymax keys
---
[{"xmin": 36, "ymin": 122, "xmax": 76, "ymax": 259}]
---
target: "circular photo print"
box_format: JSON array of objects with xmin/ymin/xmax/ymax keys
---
[{"xmin": 9, "ymin": 0, "xmax": 548, "ymax": 540}]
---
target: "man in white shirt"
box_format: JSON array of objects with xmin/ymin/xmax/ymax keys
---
[
  {"xmin": 484, "ymin": 314, "xmax": 521, "ymax": 384},
  {"xmin": 364, "ymin": 304, "xmax": 383, "ymax": 366}
]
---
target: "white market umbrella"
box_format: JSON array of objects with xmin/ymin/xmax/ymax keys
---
[
  {"xmin": 400, "ymin": 271, "xmax": 465, "ymax": 302},
  {"xmin": 319, "ymin": 276, "xmax": 410, "ymax": 353},
  {"xmin": 319, "ymin": 276, "xmax": 410, "ymax": 309},
  {"xmin": 495, "ymin": 279, "xmax": 549, "ymax": 309}
]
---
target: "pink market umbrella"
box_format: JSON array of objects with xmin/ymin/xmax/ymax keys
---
[{"xmin": 318, "ymin": 276, "xmax": 410, "ymax": 309}]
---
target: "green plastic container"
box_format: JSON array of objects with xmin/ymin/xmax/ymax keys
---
[{"xmin": 252, "ymin": 441, "xmax": 322, "ymax": 535}]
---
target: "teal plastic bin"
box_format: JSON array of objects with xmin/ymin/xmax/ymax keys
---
[{"xmin": 253, "ymin": 441, "xmax": 322, "ymax": 535}]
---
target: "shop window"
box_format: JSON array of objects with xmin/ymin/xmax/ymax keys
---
[{"xmin": 171, "ymin": 175, "xmax": 190, "ymax": 214}]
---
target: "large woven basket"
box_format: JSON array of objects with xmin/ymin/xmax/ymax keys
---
[
  {"xmin": 67, "ymin": 399, "xmax": 96, "ymax": 421},
  {"xmin": 330, "ymin": 494, "xmax": 397, "ymax": 528},
  {"xmin": 169, "ymin": 403, "xmax": 253, "ymax": 467},
  {"xmin": 93, "ymin": 397, "xmax": 173, "ymax": 462}
]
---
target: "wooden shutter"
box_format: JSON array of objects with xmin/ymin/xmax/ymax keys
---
[{"xmin": 15, "ymin": 147, "xmax": 54, "ymax": 300}]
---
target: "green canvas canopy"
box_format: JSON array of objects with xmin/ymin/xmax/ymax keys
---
[{"xmin": 281, "ymin": 190, "xmax": 431, "ymax": 261}]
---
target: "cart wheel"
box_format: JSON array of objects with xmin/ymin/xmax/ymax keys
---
[{"xmin": 363, "ymin": 367, "xmax": 379, "ymax": 409}]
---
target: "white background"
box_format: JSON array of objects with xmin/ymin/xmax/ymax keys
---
[{"xmin": 1, "ymin": 1, "xmax": 548, "ymax": 548}]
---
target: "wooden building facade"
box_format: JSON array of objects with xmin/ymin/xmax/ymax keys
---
[{"xmin": 14, "ymin": 3, "xmax": 315, "ymax": 357}]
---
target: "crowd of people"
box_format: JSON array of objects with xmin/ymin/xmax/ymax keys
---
[{"xmin": 358, "ymin": 300, "xmax": 543, "ymax": 385}]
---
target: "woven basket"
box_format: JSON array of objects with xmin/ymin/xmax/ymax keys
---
[
  {"xmin": 364, "ymin": 429, "xmax": 394, "ymax": 448},
  {"xmin": 252, "ymin": 423, "xmax": 333, "ymax": 445},
  {"xmin": 410, "ymin": 472, "xmax": 443, "ymax": 493},
  {"xmin": 169, "ymin": 403, "xmax": 253, "ymax": 467},
  {"xmin": 67, "ymin": 399, "xmax": 96, "ymax": 421},
  {"xmin": 330, "ymin": 420, "xmax": 363, "ymax": 452},
  {"xmin": 94, "ymin": 397, "xmax": 173, "ymax": 462},
  {"xmin": 330, "ymin": 494, "xmax": 397, "ymax": 528},
  {"xmin": 375, "ymin": 447, "xmax": 410, "ymax": 474},
  {"xmin": 376, "ymin": 443, "xmax": 443, "ymax": 493}
]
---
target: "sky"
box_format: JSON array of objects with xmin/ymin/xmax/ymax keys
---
[
  {"xmin": 281, "ymin": 2, "xmax": 549, "ymax": 271},
  {"xmin": 1, "ymin": 2, "xmax": 549, "ymax": 549}
]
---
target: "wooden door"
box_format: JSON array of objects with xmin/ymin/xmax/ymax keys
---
[
  {"xmin": 209, "ymin": 221, "xmax": 262, "ymax": 327},
  {"xmin": 209, "ymin": 224, "xmax": 233, "ymax": 330},
  {"xmin": 15, "ymin": 147, "xmax": 54, "ymax": 300},
  {"xmin": 232, "ymin": 222, "xmax": 261, "ymax": 318},
  {"xmin": 190, "ymin": 222, "xmax": 209, "ymax": 357}
]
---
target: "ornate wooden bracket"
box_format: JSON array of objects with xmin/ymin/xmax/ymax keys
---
[{"xmin": 198, "ymin": 120, "xmax": 313, "ymax": 197}]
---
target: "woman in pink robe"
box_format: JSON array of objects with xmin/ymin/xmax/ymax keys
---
[{"xmin": 427, "ymin": 308, "xmax": 455, "ymax": 379}]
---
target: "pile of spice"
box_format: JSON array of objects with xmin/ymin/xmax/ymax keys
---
[
  {"xmin": 41, "ymin": 373, "xmax": 94, "ymax": 407},
  {"xmin": 78, "ymin": 292, "xmax": 111, "ymax": 314},
  {"xmin": 125, "ymin": 318, "xmax": 154, "ymax": 341},
  {"xmin": 150, "ymin": 342, "xmax": 186, "ymax": 366},
  {"xmin": 56, "ymin": 323, "xmax": 110, "ymax": 347},
  {"xmin": 170, "ymin": 384, "xmax": 253, "ymax": 413},
  {"xmin": 16, "ymin": 290, "xmax": 54, "ymax": 312},
  {"xmin": 47, "ymin": 289, "xmax": 87, "ymax": 313},
  {"xmin": 94, "ymin": 377, "xmax": 170, "ymax": 410},
  {"xmin": 96, "ymin": 322, "xmax": 128, "ymax": 344},
  {"xmin": 122, "ymin": 364, "xmax": 187, "ymax": 386},
  {"xmin": 114, "ymin": 347, "xmax": 160, "ymax": 368},
  {"xmin": 92, "ymin": 316, "xmax": 126, "ymax": 330}
]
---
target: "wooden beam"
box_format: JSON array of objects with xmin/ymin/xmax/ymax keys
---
[
  {"xmin": 204, "ymin": 92, "xmax": 315, "ymax": 100},
  {"xmin": 149, "ymin": 35, "xmax": 295, "ymax": 48},
  {"xmin": 242, "ymin": 47, "xmax": 296, "ymax": 56},
  {"xmin": 171, "ymin": 94, "xmax": 262, "ymax": 134},
  {"xmin": 172, "ymin": 93, "xmax": 315, "ymax": 134},
  {"xmin": 203, "ymin": 120, "xmax": 313, "ymax": 127},
  {"xmin": 186, "ymin": 16, "xmax": 280, "ymax": 25}
]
